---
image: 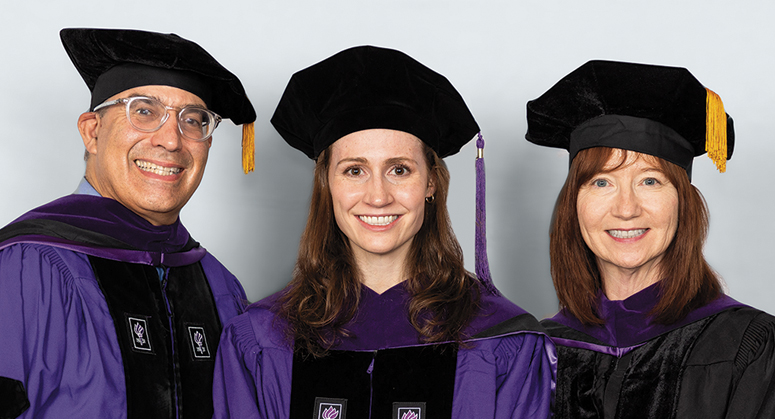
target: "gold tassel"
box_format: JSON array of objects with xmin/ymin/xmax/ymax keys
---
[
  {"xmin": 242, "ymin": 122, "xmax": 255, "ymax": 174},
  {"xmin": 705, "ymin": 88, "xmax": 727, "ymax": 173}
]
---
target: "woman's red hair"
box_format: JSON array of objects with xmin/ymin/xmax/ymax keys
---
[{"xmin": 550, "ymin": 147, "xmax": 722, "ymax": 325}]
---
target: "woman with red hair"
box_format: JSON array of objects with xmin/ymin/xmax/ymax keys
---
[{"xmin": 527, "ymin": 60, "xmax": 775, "ymax": 418}]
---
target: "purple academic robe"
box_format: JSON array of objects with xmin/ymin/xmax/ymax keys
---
[
  {"xmin": 213, "ymin": 284, "xmax": 556, "ymax": 419},
  {"xmin": 542, "ymin": 283, "xmax": 775, "ymax": 418},
  {"xmin": 0, "ymin": 194, "xmax": 247, "ymax": 418}
]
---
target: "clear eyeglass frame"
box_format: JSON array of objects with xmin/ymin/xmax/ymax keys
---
[{"xmin": 92, "ymin": 96, "xmax": 222, "ymax": 142}]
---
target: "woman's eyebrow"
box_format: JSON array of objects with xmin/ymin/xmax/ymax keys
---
[
  {"xmin": 334, "ymin": 157, "xmax": 368, "ymax": 167},
  {"xmin": 384, "ymin": 157, "xmax": 416, "ymax": 166}
]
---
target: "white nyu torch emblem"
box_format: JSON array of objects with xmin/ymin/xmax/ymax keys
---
[
  {"xmin": 134, "ymin": 323, "xmax": 145, "ymax": 345},
  {"xmin": 393, "ymin": 402, "xmax": 425, "ymax": 419},
  {"xmin": 314, "ymin": 398, "xmax": 347, "ymax": 419},
  {"xmin": 321, "ymin": 405, "xmax": 340, "ymax": 419},
  {"xmin": 128, "ymin": 317, "xmax": 153, "ymax": 352},
  {"xmin": 187, "ymin": 326, "xmax": 211, "ymax": 359}
]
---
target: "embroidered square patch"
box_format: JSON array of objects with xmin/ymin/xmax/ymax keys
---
[
  {"xmin": 187, "ymin": 325, "xmax": 211, "ymax": 359},
  {"xmin": 314, "ymin": 397, "xmax": 347, "ymax": 419},
  {"xmin": 393, "ymin": 402, "xmax": 426, "ymax": 419},
  {"xmin": 127, "ymin": 316, "xmax": 153, "ymax": 353}
]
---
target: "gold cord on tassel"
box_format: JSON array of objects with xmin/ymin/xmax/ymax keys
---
[
  {"xmin": 705, "ymin": 88, "xmax": 727, "ymax": 173},
  {"xmin": 242, "ymin": 122, "xmax": 255, "ymax": 174}
]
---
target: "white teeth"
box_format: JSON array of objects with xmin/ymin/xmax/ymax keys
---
[
  {"xmin": 359, "ymin": 215, "xmax": 398, "ymax": 226},
  {"xmin": 135, "ymin": 160, "xmax": 182, "ymax": 176},
  {"xmin": 608, "ymin": 229, "xmax": 647, "ymax": 239}
]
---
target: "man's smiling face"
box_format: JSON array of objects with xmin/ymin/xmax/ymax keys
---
[{"xmin": 80, "ymin": 85, "xmax": 212, "ymax": 226}]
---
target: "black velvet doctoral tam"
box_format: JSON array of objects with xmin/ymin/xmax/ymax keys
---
[
  {"xmin": 271, "ymin": 45, "xmax": 480, "ymax": 159},
  {"xmin": 525, "ymin": 60, "xmax": 735, "ymax": 175},
  {"xmin": 60, "ymin": 27, "xmax": 255, "ymax": 125}
]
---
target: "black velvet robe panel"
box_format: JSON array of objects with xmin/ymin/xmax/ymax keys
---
[
  {"xmin": 543, "ymin": 307, "xmax": 775, "ymax": 419},
  {"xmin": 89, "ymin": 256, "xmax": 223, "ymax": 419},
  {"xmin": 289, "ymin": 343, "xmax": 457, "ymax": 419}
]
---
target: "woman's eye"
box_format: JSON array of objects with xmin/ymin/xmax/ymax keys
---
[
  {"xmin": 593, "ymin": 179, "xmax": 608, "ymax": 188},
  {"xmin": 390, "ymin": 165, "xmax": 410, "ymax": 176},
  {"xmin": 643, "ymin": 177, "xmax": 659, "ymax": 186},
  {"xmin": 345, "ymin": 167, "xmax": 362, "ymax": 176}
]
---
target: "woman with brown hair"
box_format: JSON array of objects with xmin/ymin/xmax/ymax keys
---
[
  {"xmin": 527, "ymin": 60, "xmax": 775, "ymax": 418},
  {"xmin": 212, "ymin": 46, "xmax": 555, "ymax": 419}
]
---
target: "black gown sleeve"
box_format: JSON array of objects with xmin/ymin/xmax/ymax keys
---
[{"xmin": 725, "ymin": 311, "xmax": 775, "ymax": 418}]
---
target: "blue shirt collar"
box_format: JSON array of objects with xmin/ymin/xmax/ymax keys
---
[{"xmin": 74, "ymin": 177, "xmax": 102, "ymax": 197}]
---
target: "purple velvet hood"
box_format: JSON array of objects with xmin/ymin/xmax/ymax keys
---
[
  {"xmin": 547, "ymin": 282, "xmax": 746, "ymax": 356},
  {"xmin": 0, "ymin": 194, "xmax": 205, "ymax": 266}
]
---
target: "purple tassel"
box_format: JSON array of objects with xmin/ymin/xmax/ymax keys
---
[{"xmin": 475, "ymin": 132, "xmax": 499, "ymax": 295}]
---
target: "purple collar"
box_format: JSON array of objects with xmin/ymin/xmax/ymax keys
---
[
  {"xmin": 329, "ymin": 282, "xmax": 531, "ymax": 351},
  {"xmin": 0, "ymin": 194, "xmax": 204, "ymax": 266},
  {"xmin": 254, "ymin": 281, "xmax": 535, "ymax": 352},
  {"xmin": 548, "ymin": 282, "xmax": 746, "ymax": 349}
]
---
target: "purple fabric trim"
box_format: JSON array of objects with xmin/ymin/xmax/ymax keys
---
[
  {"xmin": 316, "ymin": 282, "xmax": 532, "ymax": 351},
  {"xmin": 549, "ymin": 282, "xmax": 747, "ymax": 348},
  {"xmin": 468, "ymin": 286, "xmax": 530, "ymax": 333},
  {"xmin": 550, "ymin": 337, "xmax": 645, "ymax": 357},
  {"xmin": 251, "ymin": 282, "xmax": 535, "ymax": 352},
  {"xmin": 0, "ymin": 235, "xmax": 206, "ymax": 266},
  {"xmin": 13, "ymin": 194, "xmax": 191, "ymax": 253},
  {"xmin": 474, "ymin": 132, "xmax": 498, "ymax": 295}
]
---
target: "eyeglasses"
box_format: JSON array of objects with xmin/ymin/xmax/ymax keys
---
[{"xmin": 93, "ymin": 96, "xmax": 222, "ymax": 142}]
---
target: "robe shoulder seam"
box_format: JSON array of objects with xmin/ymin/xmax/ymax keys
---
[{"xmin": 734, "ymin": 310, "xmax": 775, "ymax": 374}]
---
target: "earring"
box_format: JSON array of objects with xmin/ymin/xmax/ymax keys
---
[{"xmin": 425, "ymin": 195, "xmax": 435, "ymax": 203}]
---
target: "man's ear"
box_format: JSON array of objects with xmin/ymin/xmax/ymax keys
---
[{"xmin": 78, "ymin": 112, "xmax": 99, "ymax": 155}]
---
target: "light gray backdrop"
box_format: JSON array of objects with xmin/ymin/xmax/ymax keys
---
[{"xmin": 2, "ymin": 1, "xmax": 773, "ymax": 318}]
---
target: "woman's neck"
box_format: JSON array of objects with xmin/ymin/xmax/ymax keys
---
[
  {"xmin": 353, "ymin": 246, "xmax": 410, "ymax": 295},
  {"xmin": 600, "ymin": 263, "xmax": 662, "ymax": 301}
]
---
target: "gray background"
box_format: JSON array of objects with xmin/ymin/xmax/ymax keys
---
[{"xmin": 1, "ymin": 1, "xmax": 773, "ymax": 318}]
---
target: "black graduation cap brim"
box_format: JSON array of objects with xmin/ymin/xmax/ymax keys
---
[
  {"xmin": 60, "ymin": 28, "xmax": 256, "ymax": 126},
  {"xmin": 525, "ymin": 60, "xmax": 734, "ymax": 173},
  {"xmin": 271, "ymin": 45, "xmax": 479, "ymax": 159}
]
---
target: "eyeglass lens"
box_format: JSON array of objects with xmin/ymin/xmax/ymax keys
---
[{"xmin": 127, "ymin": 97, "xmax": 216, "ymax": 141}]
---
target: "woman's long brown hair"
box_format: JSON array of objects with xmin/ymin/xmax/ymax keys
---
[
  {"xmin": 276, "ymin": 143, "xmax": 479, "ymax": 357},
  {"xmin": 550, "ymin": 147, "xmax": 722, "ymax": 325}
]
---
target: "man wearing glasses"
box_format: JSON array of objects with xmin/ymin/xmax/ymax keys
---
[{"xmin": 0, "ymin": 28, "xmax": 255, "ymax": 418}]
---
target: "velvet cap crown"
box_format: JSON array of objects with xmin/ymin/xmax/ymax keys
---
[
  {"xmin": 60, "ymin": 28, "xmax": 256, "ymax": 125},
  {"xmin": 525, "ymin": 60, "xmax": 735, "ymax": 176},
  {"xmin": 270, "ymin": 45, "xmax": 480, "ymax": 159}
]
